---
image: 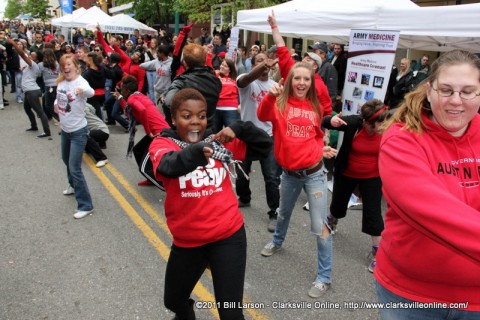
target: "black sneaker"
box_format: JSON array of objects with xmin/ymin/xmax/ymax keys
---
[
  {"xmin": 327, "ymin": 215, "xmax": 338, "ymax": 235},
  {"xmin": 267, "ymin": 216, "xmax": 277, "ymax": 233},
  {"xmin": 37, "ymin": 133, "xmax": 51, "ymax": 138},
  {"xmin": 26, "ymin": 127, "xmax": 39, "ymax": 131}
]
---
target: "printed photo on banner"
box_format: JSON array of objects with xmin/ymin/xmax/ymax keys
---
[
  {"xmin": 348, "ymin": 71, "xmax": 358, "ymax": 83},
  {"xmin": 373, "ymin": 76, "xmax": 384, "ymax": 88},
  {"xmin": 361, "ymin": 74, "xmax": 371, "ymax": 85},
  {"xmin": 352, "ymin": 87, "xmax": 362, "ymax": 99}
]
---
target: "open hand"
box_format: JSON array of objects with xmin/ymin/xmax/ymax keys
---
[{"xmin": 323, "ymin": 146, "xmax": 338, "ymax": 159}]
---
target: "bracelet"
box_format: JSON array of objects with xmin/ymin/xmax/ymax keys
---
[{"xmin": 271, "ymin": 25, "xmax": 278, "ymax": 29}]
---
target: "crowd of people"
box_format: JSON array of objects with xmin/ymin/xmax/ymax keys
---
[{"xmin": 1, "ymin": 11, "xmax": 479, "ymax": 320}]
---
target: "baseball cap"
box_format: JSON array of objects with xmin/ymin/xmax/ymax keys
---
[
  {"xmin": 217, "ymin": 51, "xmax": 226, "ymax": 59},
  {"xmin": 250, "ymin": 45, "xmax": 260, "ymax": 51},
  {"xmin": 303, "ymin": 52, "xmax": 323, "ymax": 68},
  {"xmin": 308, "ymin": 41, "xmax": 328, "ymax": 53},
  {"xmin": 267, "ymin": 45, "xmax": 277, "ymax": 54}
]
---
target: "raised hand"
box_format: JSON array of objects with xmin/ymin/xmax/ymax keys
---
[
  {"xmin": 268, "ymin": 78, "xmax": 284, "ymax": 97},
  {"xmin": 267, "ymin": 10, "xmax": 277, "ymax": 27}
]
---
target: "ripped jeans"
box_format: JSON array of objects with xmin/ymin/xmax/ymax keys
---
[{"xmin": 272, "ymin": 166, "xmax": 332, "ymax": 284}]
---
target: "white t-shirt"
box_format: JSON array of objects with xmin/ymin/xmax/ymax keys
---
[
  {"xmin": 56, "ymin": 76, "xmax": 95, "ymax": 133},
  {"xmin": 237, "ymin": 74, "xmax": 275, "ymax": 136}
]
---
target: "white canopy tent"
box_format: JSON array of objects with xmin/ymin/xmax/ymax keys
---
[
  {"xmin": 93, "ymin": 14, "xmax": 157, "ymax": 36},
  {"xmin": 51, "ymin": 6, "xmax": 110, "ymax": 29},
  {"xmin": 51, "ymin": 7, "xmax": 86, "ymax": 27},
  {"xmin": 236, "ymin": 0, "xmax": 480, "ymax": 52}
]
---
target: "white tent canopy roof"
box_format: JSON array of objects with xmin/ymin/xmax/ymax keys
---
[
  {"xmin": 94, "ymin": 14, "xmax": 157, "ymax": 35},
  {"xmin": 52, "ymin": 6, "xmax": 110, "ymax": 29},
  {"xmin": 51, "ymin": 7, "xmax": 86, "ymax": 26},
  {"xmin": 236, "ymin": 0, "xmax": 480, "ymax": 52}
]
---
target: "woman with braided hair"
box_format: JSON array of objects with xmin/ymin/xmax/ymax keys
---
[{"xmin": 149, "ymin": 88, "xmax": 272, "ymax": 320}]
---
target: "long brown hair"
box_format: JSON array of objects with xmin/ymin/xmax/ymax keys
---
[
  {"xmin": 382, "ymin": 49, "xmax": 480, "ymax": 134},
  {"xmin": 276, "ymin": 62, "xmax": 321, "ymax": 120},
  {"xmin": 221, "ymin": 59, "xmax": 237, "ymax": 80}
]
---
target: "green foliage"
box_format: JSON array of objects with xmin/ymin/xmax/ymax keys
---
[
  {"xmin": 25, "ymin": 0, "xmax": 52, "ymax": 21},
  {"xmin": 174, "ymin": 0, "xmax": 284, "ymax": 23},
  {"xmin": 4, "ymin": 0, "xmax": 23, "ymax": 19},
  {"xmin": 133, "ymin": 0, "xmax": 174, "ymax": 26}
]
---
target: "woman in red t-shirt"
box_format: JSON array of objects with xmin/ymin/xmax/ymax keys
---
[
  {"xmin": 214, "ymin": 58, "xmax": 240, "ymax": 133},
  {"xmin": 322, "ymin": 99, "xmax": 390, "ymax": 273}
]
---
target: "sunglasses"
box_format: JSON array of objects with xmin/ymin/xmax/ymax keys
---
[{"xmin": 94, "ymin": 49, "xmax": 101, "ymax": 52}]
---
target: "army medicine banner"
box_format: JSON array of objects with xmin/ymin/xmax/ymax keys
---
[{"xmin": 342, "ymin": 29, "xmax": 400, "ymax": 114}]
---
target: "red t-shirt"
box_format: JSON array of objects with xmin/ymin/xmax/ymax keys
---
[{"xmin": 343, "ymin": 128, "xmax": 382, "ymax": 178}]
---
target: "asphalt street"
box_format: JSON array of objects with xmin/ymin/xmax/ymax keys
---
[{"xmin": 0, "ymin": 90, "xmax": 381, "ymax": 320}]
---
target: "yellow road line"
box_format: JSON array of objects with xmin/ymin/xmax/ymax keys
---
[
  {"xmin": 83, "ymin": 155, "xmax": 219, "ymax": 319},
  {"xmin": 105, "ymin": 163, "xmax": 171, "ymax": 237},
  {"xmin": 84, "ymin": 156, "xmax": 270, "ymax": 320}
]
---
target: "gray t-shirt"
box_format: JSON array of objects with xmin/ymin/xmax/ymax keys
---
[
  {"xmin": 140, "ymin": 57, "xmax": 173, "ymax": 96},
  {"xmin": 38, "ymin": 61, "xmax": 60, "ymax": 87},
  {"xmin": 20, "ymin": 58, "xmax": 40, "ymax": 92},
  {"xmin": 237, "ymin": 74, "xmax": 274, "ymax": 136}
]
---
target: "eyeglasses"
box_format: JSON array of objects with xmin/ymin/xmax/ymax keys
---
[
  {"xmin": 432, "ymin": 87, "xmax": 480, "ymax": 100},
  {"xmin": 95, "ymin": 49, "xmax": 101, "ymax": 52}
]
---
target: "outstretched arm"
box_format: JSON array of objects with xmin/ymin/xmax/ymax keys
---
[
  {"xmin": 7, "ymin": 38, "xmax": 32, "ymax": 66},
  {"xmin": 267, "ymin": 11, "xmax": 286, "ymax": 48}
]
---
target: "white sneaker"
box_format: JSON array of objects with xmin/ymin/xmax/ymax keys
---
[
  {"xmin": 308, "ymin": 280, "xmax": 331, "ymax": 298},
  {"xmin": 260, "ymin": 241, "xmax": 282, "ymax": 257},
  {"xmin": 96, "ymin": 159, "xmax": 109, "ymax": 168},
  {"xmin": 303, "ymin": 202, "xmax": 309, "ymax": 211},
  {"xmin": 73, "ymin": 209, "xmax": 94, "ymax": 219},
  {"xmin": 63, "ymin": 185, "xmax": 74, "ymax": 195},
  {"xmin": 327, "ymin": 180, "xmax": 333, "ymax": 192},
  {"xmin": 0, "ymin": 105, "xmax": 4, "ymax": 110}
]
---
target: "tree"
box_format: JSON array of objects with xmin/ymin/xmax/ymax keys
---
[
  {"xmin": 113, "ymin": 0, "xmax": 175, "ymax": 29},
  {"xmin": 174, "ymin": 0, "xmax": 285, "ymax": 23},
  {"xmin": 24, "ymin": 0, "xmax": 52, "ymax": 22},
  {"xmin": 4, "ymin": 0, "xmax": 23, "ymax": 19}
]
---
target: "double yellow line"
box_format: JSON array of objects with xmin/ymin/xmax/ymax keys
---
[{"xmin": 84, "ymin": 155, "xmax": 269, "ymax": 320}]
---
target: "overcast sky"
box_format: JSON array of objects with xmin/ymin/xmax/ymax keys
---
[{"xmin": 0, "ymin": 0, "xmax": 7, "ymax": 19}]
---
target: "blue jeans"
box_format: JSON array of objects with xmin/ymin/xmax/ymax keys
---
[
  {"xmin": 214, "ymin": 109, "xmax": 241, "ymax": 133},
  {"xmin": 376, "ymin": 281, "xmax": 480, "ymax": 320},
  {"xmin": 104, "ymin": 78, "xmax": 113, "ymax": 102},
  {"xmin": 112, "ymin": 99, "xmax": 129, "ymax": 129},
  {"xmin": 61, "ymin": 126, "xmax": 93, "ymax": 212},
  {"xmin": 272, "ymin": 167, "xmax": 332, "ymax": 283},
  {"xmin": 146, "ymin": 70, "xmax": 156, "ymax": 103},
  {"xmin": 14, "ymin": 71, "xmax": 23, "ymax": 101}
]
